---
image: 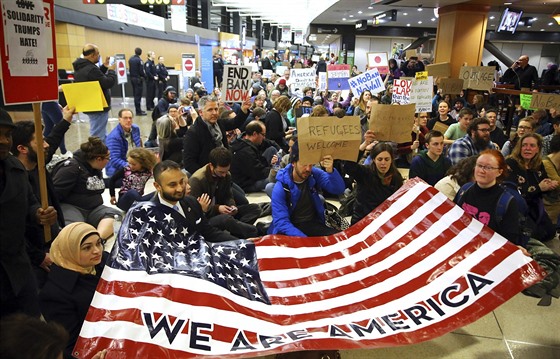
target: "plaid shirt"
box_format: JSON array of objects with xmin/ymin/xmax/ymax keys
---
[{"xmin": 448, "ymin": 135, "xmax": 497, "ymax": 165}]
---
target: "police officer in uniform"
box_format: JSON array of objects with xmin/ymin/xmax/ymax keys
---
[
  {"xmin": 156, "ymin": 55, "xmax": 169, "ymax": 100},
  {"xmin": 144, "ymin": 51, "xmax": 157, "ymax": 111},
  {"xmin": 129, "ymin": 47, "xmax": 146, "ymax": 116}
]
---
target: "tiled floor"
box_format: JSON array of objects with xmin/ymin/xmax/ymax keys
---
[{"xmin": 31, "ymin": 99, "xmax": 560, "ymax": 358}]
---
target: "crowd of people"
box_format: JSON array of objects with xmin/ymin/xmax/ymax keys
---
[{"xmin": 1, "ymin": 45, "xmax": 559, "ymax": 358}]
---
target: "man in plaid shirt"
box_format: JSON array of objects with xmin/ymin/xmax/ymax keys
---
[{"xmin": 448, "ymin": 118, "xmax": 497, "ymax": 165}]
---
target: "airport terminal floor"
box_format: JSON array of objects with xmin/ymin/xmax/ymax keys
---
[{"xmin": 52, "ymin": 99, "xmax": 559, "ymax": 359}]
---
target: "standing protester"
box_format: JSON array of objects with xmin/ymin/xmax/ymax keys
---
[
  {"xmin": 155, "ymin": 56, "xmax": 169, "ymax": 100},
  {"xmin": 213, "ymin": 53, "xmax": 224, "ymax": 88},
  {"xmin": 72, "ymin": 43, "xmax": 117, "ymax": 142},
  {"xmin": 129, "ymin": 47, "xmax": 146, "ymax": 116},
  {"xmin": 144, "ymin": 51, "xmax": 157, "ymax": 111}
]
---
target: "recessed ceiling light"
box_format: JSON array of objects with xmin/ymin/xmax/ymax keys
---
[
  {"xmin": 418, "ymin": 8, "xmax": 423, "ymax": 12},
  {"xmin": 532, "ymin": 17, "xmax": 538, "ymax": 21},
  {"xmin": 368, "ymin": 6, "xmax": 373, "ymax": 9},
  {"xmin": 349, "ymin": 15, "xmax": 354, "ymax": 18},
  {"xmin": 418, "ymin": 21, "xmax": 422, "ymax": 24},
  {"xmin": 403, "ymin": 12, "xmax": 408, "ymax": 16},
  {"xmin": 540, "ymin": 29, "xmax": 545, "ymax": 31},
  {"xmin": 431, "ymin": 18, "xmax": 436, "ymax": 21},
  {"xmin": 549, "ymin": 22, "xmax": 554, "ymax": 26},
  {"xmin": 489, "ymin": 16, "xmax": 495, "ymax": 20},
  {"xmin": 504, "ymin": 2, "xmax": 512, "ymax": 5},
  {"xmin": 342, "ymin": 17, "xmax": 346, "ymax": 21},
  {"xmin": 358, "ymin": 11, "xmax": 363, "ymax": 14},
  {"xmin": 407, "ymin": 23, "xmax": 411, "ymax": 27}
]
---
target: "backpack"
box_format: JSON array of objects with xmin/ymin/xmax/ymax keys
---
[{"xmin": 454, "ymin": 181, "xmax": 530, "ymax": 247}]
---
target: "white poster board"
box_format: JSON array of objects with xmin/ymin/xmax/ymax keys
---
[
  {"xmin": 221, "ymin": 65, "xmax": 252, "ymax": 103},
  {"xmin": 348, "ymin": 68, "xmax": 385, "ymax": 96}
]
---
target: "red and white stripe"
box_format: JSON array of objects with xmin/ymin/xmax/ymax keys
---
[{"xmin": 75, "ymin": 179, "xmax": 544, "ymax": 359}]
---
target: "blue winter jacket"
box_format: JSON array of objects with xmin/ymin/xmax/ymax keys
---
[
  {"xmin": 268, "ymin": 164, "xmax": 346, "ymax": 237},
  {"xmin": 105, "ymin": 124, "xmax": 142, "ymax": 177}
]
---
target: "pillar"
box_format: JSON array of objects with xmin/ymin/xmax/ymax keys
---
[{"xmin": 434, "ymin": 4, "xmax": 490, "ymax": 78}]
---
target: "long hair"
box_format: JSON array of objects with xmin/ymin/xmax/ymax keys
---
[
  {"xmin": 509, "ymin": 133, "xmax": 543, "ymax": 171},
  {"xmin": 80, "ymin": 137, "xmax": 108, "ymax": 161},
  {"xmin": 127, "ymin": 148, "xmax": 158, "ymax": 172},
  {"xmin": 357, "ymin": 90, "xmax": 372, "ymax": 112},
  {"xmin": 273, "ymin": 95, "xmax": 291, "ymax": 113},
  {"xmin": 368, "ymin": 142, "xmax": 403, "ymax": 183},
  {"xmin": 447, "ymin": 156, "xmax": 477, "ymax": 186}
]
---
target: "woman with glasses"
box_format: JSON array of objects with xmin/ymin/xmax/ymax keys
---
[
  {"xmin": 501, "ymin": 117, "xmax": 534, "ymax": 156},
  {"xmin": 52, "ymin": 137, "xmax": 121, "ymax": 240},
  {"xmin": 39, "ymin": 223, "xmax": 107, "ymax": 359},
  {"xmin": 506, "ymin": 133, "xmax": 559, "ymax": 241},
  {"xmin": 455, "ymin": 150, "xmax": 528, "ymax": 252}
]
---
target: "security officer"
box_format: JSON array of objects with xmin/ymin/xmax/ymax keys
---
[
  {"xmin": 156, "ymin": 55, "xmax": 169, "ymax": 100},
  {"xmin": 129, "ymin": 47, "xmax": 146, "ymax": 116},
  {"xmin": 144, "ymin": 51, "xmax": 157, "ymax": 111}
]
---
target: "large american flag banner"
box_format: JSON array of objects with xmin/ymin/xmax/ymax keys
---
[{"xmin": 74, "ymin": 179, "xmax": 545, "ymax": 358}]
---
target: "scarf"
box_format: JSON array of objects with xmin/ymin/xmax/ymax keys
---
[{"xmin": 50, "ymin": 222, "xmax": 100, "ymax": 275}]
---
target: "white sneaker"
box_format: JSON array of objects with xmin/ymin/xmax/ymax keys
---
[{"xmin": 60, "ymin": 151, "xmax": 73, "ymax": 159}]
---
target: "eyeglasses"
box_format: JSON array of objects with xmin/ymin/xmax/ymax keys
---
[
  {"xmin": 477, "ymin": 128, "xmax": 491, "ymax": 133},
  {"xmin": 476, "ymin": 164, "xmax": 499, "ymax": 171}
]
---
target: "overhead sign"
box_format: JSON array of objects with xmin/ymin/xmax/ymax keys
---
[
  {"xmin": 294, "ymin": 30, "xmax": 304, "ymax": 45},
  {"xmin": 348, "ymin": 68, "xmax": 385, "ymax": 96},
  {"xmin": 355, "ymin": 20, "xmax": 367, "ymax": 31},
  {"xmin": 281, "ymin": 26, "xmax": 291, "ymax": 42},
  {"xmin": 106, "ymin": 4, "xmax": 165, "ymax": 32},
  {"xmin": 317, "ymin": 27, "xmax": 339, "ymax": 34},
  {"xmin": 0, "ymin": 0, "xmax": 58, "ymax": 104},
  {"xmin": 181, "ymin": 53, "xmax": 196, "ymax": 78},
  {"xmin": 327, "ymin": 64, "xmax": 350, "ymax": 90},
  {"xmin": 115, "ymin": 54, "xmax": 127, "ymax": 85},
  {"xmin": 221, "ymin": 65, "xmax": 252, "ymax": 103}
]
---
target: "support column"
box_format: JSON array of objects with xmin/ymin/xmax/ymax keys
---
[
  {"xmin": 434, "ymin": 4, "xmax": 490, "ymax": 77},
  {"xmin": 200, "ymin": 0, "xmax": 210, "ymax": 29}
]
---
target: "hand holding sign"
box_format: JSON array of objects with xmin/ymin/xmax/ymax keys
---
[{"xmin": 320, "ymin": 155, "xmax": 334, "ymax": 173}]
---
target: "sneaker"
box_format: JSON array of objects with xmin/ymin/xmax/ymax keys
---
[{"xmin": 60, "ymin": 150, "xmax": 73, "ymax": 159}]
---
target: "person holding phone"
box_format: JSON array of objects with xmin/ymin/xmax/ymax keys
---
[{"xmin": 500, "ymin": 55, "xmax": 539, "ymax": 89}]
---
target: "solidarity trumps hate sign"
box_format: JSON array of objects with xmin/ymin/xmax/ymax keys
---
[{"xmin": 221, "ymin": 65, "xmax": 252, "ymax": 103}]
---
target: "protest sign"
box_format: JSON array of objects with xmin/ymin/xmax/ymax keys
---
[
  {"xmin": 426, "ymin": 62, "xmax": 451, "ymax": 77},
  {"xmin": 520, "ymin": 94, "xmax": 535, "ymax": 110},
  {"xmin": 327, "ymin": 64, "xmax": 351, "ymax": 90},
  {"xmin": 410, "ymin": 77, "xmax": 433, "ymax": 113},
  {"xmin": 297, "ymin": 116, "xmax": 361, "ymax": 164},
  {"xmin": 370, "ymin": 103, "xmax": 416, "ymax": 143},
  {"xmin": 290, "ymin": 68, "xmax": 316, "ymax": 89},
  {"xmin": 530, "ymin": 93, "xmax": 560, "ymax": 110},
  {"xmin": 415, "ymin": 71, "xmax": 428, "ymax": 80},
  {"xmin": 392, "ymin": 79, "xmax": 412, "ymax": 104},
  {"xmin": 432, "ymin": 121, "xmax": 450, "ymax": 134},
  {"xmin": 439, "ymin": 78, "xmax": 464, "ymax": 94},
  {"xmin": 262, "ymin": 69, "xmax": 273, "ymax": 79},
  {"xmin": 221, "ymin": 65, "xmax": 252, "ymax": 103},
  {"xmin": 458, "ymin": 66, "xmax": 495, "ymax": 91},
  {"xmin": 348, "ymin": 68, "xmax": 385, "ymax": 96},
  {"xmin": 61, "ymin": 81, "xmax": 108, "ymax": 112},
  {"xmin": 318, "ymin": 72, "xmax": 327, "ymax": 91},
  {"xmin": 406, "ymin": 49, "xmax": 418, "ymax": 59},
  {"xmin": 367, "ymin": 52, "xmax": 389, "ymax": 74},
  {"xmin": 276, "ymin": 65, "xmax": 288, "ymax": 75}
]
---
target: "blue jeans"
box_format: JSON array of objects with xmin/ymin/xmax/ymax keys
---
[
  {"xmin": 41, "ymin": 101, "xmax": 67, "ymax": 153},
  {"xmin": 86, "ymin": 111, "xmax": 109, "ymax": 142}
]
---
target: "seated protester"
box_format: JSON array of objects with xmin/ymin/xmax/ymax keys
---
[
  {"xmin": 39, "ymin": 222, "xmax": 108, "ymax": 359},
  {"xmin": 240, "ymin": 107, "xmax": 266, "ymax": 132},
  {"xmin": 505, "ymin": 133, "xmax": 559, "ymax": 241},
  {"xmin": 353, "ymin": 90, "xmax": 373, "ymax": 117},
  {"xmin": 427, "ymin": 100, "xmax": 456, "ymax": 130},
  {"xmin": 231, "ymin": 121, "xmax": 279, "ymax": 193},
  {"xmin": 444, "ymin": 108, "xmax": 475, "ymax": 145},
  {"xmin": 250, "ymin": 93, "xmax": 268, "ymax": 113},
  {"xmin": 267, "ymin": 90, "xmax": 280, "ymax": 110},
  {"xmin": 276, "ymin": 79, "xmax": 290, "ymax": 97},
  {"xmin": 394, "ymin": 112, "xmax": 430, "ymax": 168},
  {"xmin": 543, "ymin": 116, "xmax": 560, "ymax": 155},
  {"xmin": 346, "ymin": 96, "xmax": 359, "ymax": 116},
  {"xmin": 333, "ymin": 107, "xmax": 346, "ymax": 118},
  {"xmin": 502, "ymin": 117, "xmax": 534, "ymax": 157},
  {"xmin": 269, "ymin": 142, "xmax": 346, "ymax": 237},
  {"xmin": 266, "ymin": 135, "xmax": 297, "ymax": 197},
  {"xmin": 189, "ymin": 147, "xmax": 261, "ymax": 238},
  {"xmin": 533, "ymin": 109, "xmax": 553, "ymax": 137},
  {"xmin": 486, "ymin": 107, "xmax": 508, "ymax": 149},
  {"xmin": 192, "ymin": 88, "xmax": 208, "ymax": 109},
  {"xmin": 409, "ymin": 130, "xmax": 452, "ymax": 186},
  {"xmin": 105, "ymin": 108, "xmax": 141, "ymax": 177},
  {"xmin": 435, "ymin": 156, "xmax": 477, "ymax": 200},
  {"xmin": 149, "ymin": 160, "xmax": 238, "ymax": 242},
  {"xmin": 146, "ymin": 86, "xmax": 178, "ymax": 146},
  {"xmin": 468, "ymin": 94, "xmax": 484, "ymax": 111},
  {"xmin": 157, "ymin": 107, "xmax": 192, "ymax": 166},
  {"xmin": 454, "ymin": 150, "xmax": 529, "ymax": 254},
  {"xmin": 52, "ymin": 137, "xmax": 121, "ymax": 240},
  {"xmin": 344, "ymin": 140, "xmax": 404, "ymax": 224},
  {"xmin": 542, "ymin": 135, "xmax": 560, "ymax": 229},
  {"xmin": 264, "ymin": 95, "xmax": 294, "ymax": 153},
  {"xmin": 448, "ymin": 117, "xmax": 497, "ymax": 165},
  {"xmin": 287, "ymin": 97, "xmax": 301, "ymax": 126},
  {"xmin": 109, "ymin": 148, "xmax": 158, "ymax": 212},
  {"xmin": 380, "ymin": 85, "xmax": 393, "ymax": 104},
  {"xmin": 449, "ymin": 98, "xmax": 465, "ymax": 120}
]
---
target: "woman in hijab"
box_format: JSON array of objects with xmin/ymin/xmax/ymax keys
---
[{"xmin": 40, "ymin": 223, "xmax": 107, "ymax": 359}]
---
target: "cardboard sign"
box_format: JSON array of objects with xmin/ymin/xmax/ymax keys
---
[
  {"xmin": 410, "ymin": 77, "xmax": 433, "ymax": 113},
  {"xmin": 327, "ymin": 64, "xmax": 351, "ymax": 90},
  {"xmin": 61, "ymin": 81, "xmax": 108, "ymax": 112},
  {"xmin": 530, "ymin": 93, "xmax": 560, "ymax": 110},
  {"xmin": 289, "ymin": 68, "xmax": 316, "ymax": 89},
  {"xmin": 347, "ymin": 68, "xmax": 385, "ymax": 96},
  {"xmin": 262, "ymin": 69, "xmax": 273, "ymax": 79},
  {"xmin": 392, "ymin": 79, "xmax": 412, "ymax": 104},
  {"xmin": 115, "ymin": 54, "xmax": 127, "ymax": 85},
  {"xmin": 406, "ymin": 49, "xmax": 418, "ymax": 59},
  {"xmin": 426, "ymin": 62, "xmax": 451, "ymax": 78},
  {"xmin": 367, "ymin": 52, "xmax": 389, "ymax": 75},
  {"xmin": 458, "ymin": 66, "xmax": 495, "ymax": 91},
  {"xmin": 432, "ymin": 121, "xmax": 450, "ymax": 134},
  {"xmin": 520, "ymin": 94, "xmax": 535, "ymax": 110},
  {"xmin": 0, "ymin": 0, "xmax": 58, "ymax": 104},
  {"xmin": 439, "ymin": 78, "xmax": 464, "ymax": 94},
  {"xmin": 297, "ymin": 116, "xmax": 362, "ymax": 164},
  {"xmin": 221, "ymin": 65, "xmax": 252, "ymax": 103},
  {"xmin": 181, "ymin": 53, "xmax": 196, "ymax": 78},
  {"xmin": 369, "ymin": 104, "xmax": 416, "ymax": 144},
  {"xmin": 318, "ymin": 72, "xmax": 327, "ymax": 91}
]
